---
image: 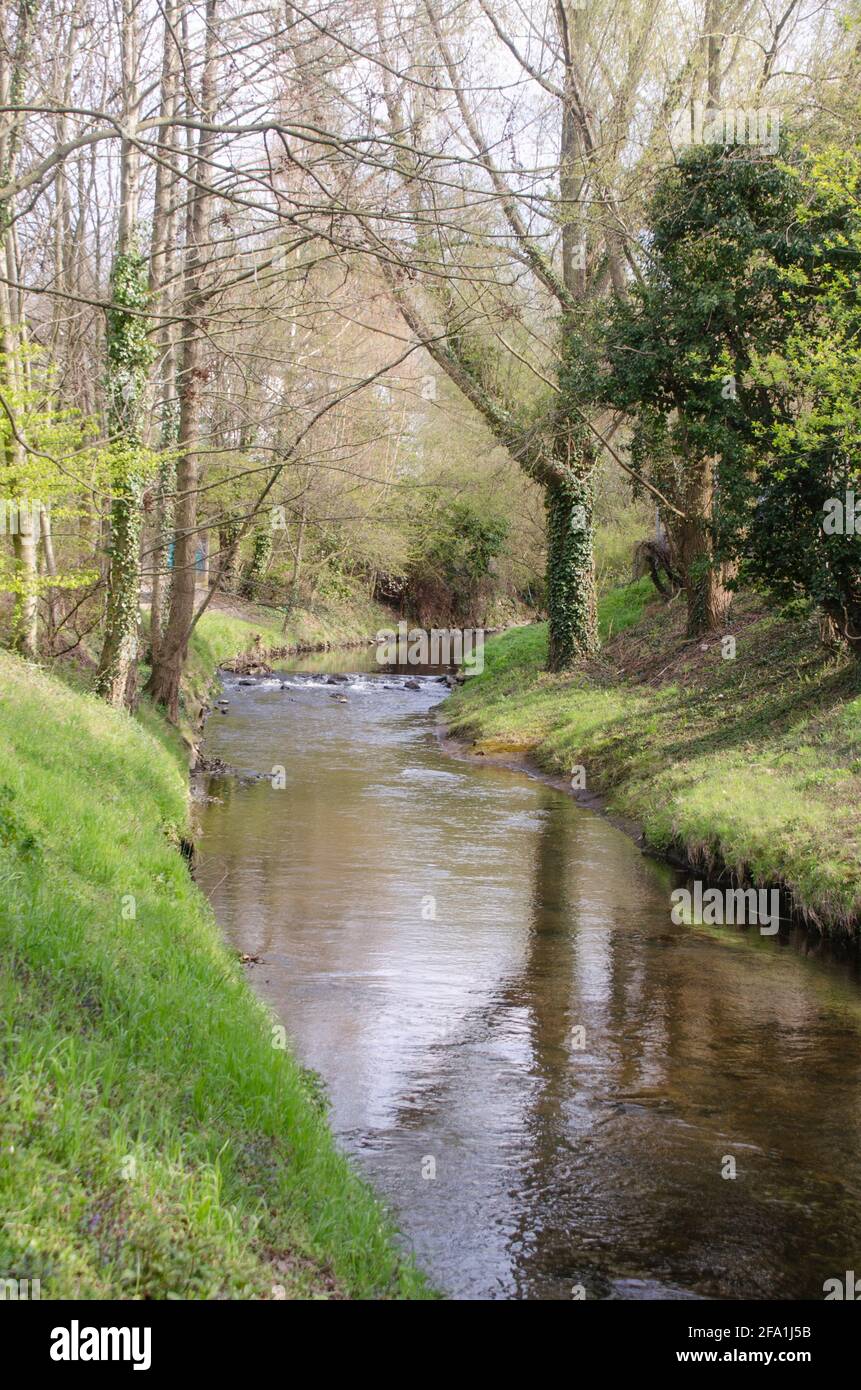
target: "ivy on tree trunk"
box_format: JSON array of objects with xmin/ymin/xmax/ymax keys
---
[
  {"xmin": 94, "ymin": 245, "xmax": 152, "ymax": 707},
  {"xmin": 545, "ymin": 426, "xmax": 598, "ymax": 671}
]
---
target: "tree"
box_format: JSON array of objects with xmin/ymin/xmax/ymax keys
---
[
  {"xmin": 0, "ymin": 0, "xmax": 38, "ymax": 656},
  {"xmin": 145, "ymin": 0, "xmax": 221, "ymax": 719},
  {"xmin": 146, "ymin": 0, "xmax": 181, "ymax": 667},
  {"xmin": 603, "ymin": 140, "xmax": 861, "ymax": 650},
  {"xmin": 731, "ymin": 146, "xmax": 861, "ymax": 649},
  {"xmin": 0, "ymin": 0, "xmax": 852, "ymax": 695},
  {"xmin": 601, "ymin": 145, "xmax": 798, "ymax": 635},
  {"xmin": 339, "ymin": 0, "xmax": 820, "ymax": 665},
  {"xmin": 361, "ymin": 0, "xmax": 634, "ymax": 667}
]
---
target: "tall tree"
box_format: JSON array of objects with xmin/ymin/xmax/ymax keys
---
[
  {"xmin": 146, "ymin": 0, "xmax": 182, "ymax": 667},
  {"xmin": 0, "ymin": 0, "xmax": 38, "ymax": 657},
  {"xmin": 95, "ymin": 0, "xmax": 152, "ymax": 706},
  {"xmin": 145, "ymin": 0, "xmax": 220, "ymax": 719}
]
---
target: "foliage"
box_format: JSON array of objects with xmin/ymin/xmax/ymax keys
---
[
  {"xmin": 738, "ymin": 147, "xmax": 861, "ymax": 641},
  {"xmin": 239, "ymin": 514, "xmax": 275, "ymax": 599},
  {"xmin": 602, "ymin": 141, "xmax": 861, "ymax": 649},
  {"xmin": 0, "ymin": 349, "xmax": 101, "ymax": 602},
  {"xmin": 403, "ymin": 494, "xmax": 509, "ymax": 624}
]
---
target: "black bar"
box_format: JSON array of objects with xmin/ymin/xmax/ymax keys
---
[{"xmin": 5, "ymin": 1296, "xmax": 857, "ymax": 1374}]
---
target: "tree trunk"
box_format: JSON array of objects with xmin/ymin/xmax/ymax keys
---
[
  {"xmin": 145, "ymin": 0, "xmax": 220, "ymax": 722},
  {"xmin": 240, "ymin": 515, "xmax": 273, "ymax": 599},
  {"xmin": 147, "ymin": 0, "xmax": 180, "ymax": 665},
  {"xmin": 40, "ymin": 501, "xmax": 59, "ymax": 647},
  {"xmin": 11, "ymin": 510, "xmax": 38, "ymax": 657},
  {"xmin": 674, "ymin": 456, "xmax": 734, "ymax": 637},
  {"xmin": 94, "ymin": 474, "xmax": 144, "ymax": 705},
  {"xmin": 143, "ymin": 343, "xmax": 207, "ymax": 721},
  {"xmin": 149, "ymin": 457, "xmax": 176, "ymax": 662},
  {"xmin": 545, "ymin": 431, "xmax": 598, "ymax": 670},
  {"xmin": 94, "ymin": 0, "xmax": 148, "ymax": 708},
  {"xmin": 218, "ymin": 517, "xmax": 241, "ymax": 594},
  {"xmin": 283, "ymin": 501, "xmax": 307, "ymax": 628},
  {"xmin": 1, "ymin": 0, "xmax": 37, "ymax": 656}
]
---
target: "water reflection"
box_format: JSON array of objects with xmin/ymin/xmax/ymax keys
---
[{"xmin": 196, "ymin": 662, "xmax": 861, "ymax": 1300}]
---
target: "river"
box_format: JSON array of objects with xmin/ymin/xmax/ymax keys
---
[{"xmin": 195, "ymin": 651, "xmax": 861, "ymax": 1300}]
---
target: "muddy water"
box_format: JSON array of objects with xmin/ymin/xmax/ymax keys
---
[{"xmin": 196, "ymin": 654, "xmax": 861, "ymax": 1300}]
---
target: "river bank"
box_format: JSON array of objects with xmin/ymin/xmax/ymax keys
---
[
  {"xmin": 195, "ymin": 642, "xmax": 861, "ymax": 1298},
  {"xmin": 445, "ymin": 587, "xmax": 861, "ymax": 939},
  {"xmin": 0, "ymin": 607, "xmax": 430, "ymax": 1299}
]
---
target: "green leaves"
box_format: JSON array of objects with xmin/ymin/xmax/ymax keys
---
[
  {"xmin": 600, "ymin": 138, "xmax": 861, "ymax": 651},
  {"xmin": 106, "ymin": 247, "xmax": 154, "ymax": 444}
]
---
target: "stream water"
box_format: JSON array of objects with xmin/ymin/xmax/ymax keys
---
[{"xmin": 195, "ymin": 651, "xmax": 861, "ymax": 1300}]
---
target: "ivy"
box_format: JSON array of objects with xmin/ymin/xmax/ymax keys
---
[
  {"xmin": 94, "ymin": 241, "xmax": 156, "ymax": 705},
  {"xmin": 546, "ymin": 325, "xmax": 600, "ymax": 668},
  {"xmin": 240, "ymin": 515, "xmax": 275, "ymax": 599},
  {"xmin": 545, "ymin": 425, "xmax": 598, "ymax": 670},
  {"xmin": 105, "ymin": 246, "xmax": 154, "ymax": 445}
]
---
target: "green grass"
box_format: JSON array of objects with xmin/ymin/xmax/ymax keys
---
[
  {"xmin": 448, "ymin": 583, "xmax": 861, "ymax": 936},
  {"xmin": 597, "ymin": 576, "xmax": 655, "ymax": 641},
  {"xmin": 187, "ymin": 591, "xmax": 390, "ymax": 668},
  {"xmin": 0, "ymin": 650, "xmax": 430, "ymax": 1298}
]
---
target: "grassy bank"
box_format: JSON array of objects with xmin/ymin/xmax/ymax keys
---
[
  {"xmin": 0, "ymin": 634, "xmax": 429, "ymax": 1297},
  {"xmin": 446, "ymin": 583, "xmax": 861, "ymax": 937},
  {"xmin": 192, "ymin": 589, "xmax": 393, "ymax": 667}
]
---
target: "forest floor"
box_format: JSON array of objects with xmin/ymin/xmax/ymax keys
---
[
  {"xmin": 0, "ymin": 602, "xmax": 430, "ymax": 1299},
  {"xmin": 445, "ymin": 581, "xmax": 861, "ymax": 938}
]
